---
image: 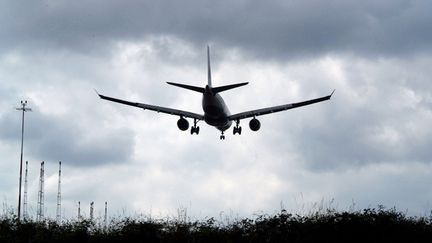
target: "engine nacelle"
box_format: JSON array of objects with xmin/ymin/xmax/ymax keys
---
[
  {"xmin": 249, "ymin": 118, "xmax": 261, "ymax": 131},
  {"xmin": 177, "ymin": 117, "xmax": 189, "ymax": 131}
]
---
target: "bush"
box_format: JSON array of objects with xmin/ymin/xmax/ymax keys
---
[{"xmin": 1, "ymin": 207, "xmax": 431, "ymax": 243}]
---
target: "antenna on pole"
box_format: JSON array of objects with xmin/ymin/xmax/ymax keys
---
[
  {"xmin": 37, "ymin": 161, "xmax": 44, "ymax": 222},
  {"xmin": 23, "ymin": 161, "xmax": 28, "ymax": 220},
  {"xmin": 56, "ymin": 161, "xmax": 62, "ymax": 223},
  {"xmin": 16, "ymin": 100, "xmax": 31, "ymax": 220}
]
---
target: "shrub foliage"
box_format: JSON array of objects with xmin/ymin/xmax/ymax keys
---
[{"xmin": 1, "ymin": 207, "xmax": 432, "ymax": 242}]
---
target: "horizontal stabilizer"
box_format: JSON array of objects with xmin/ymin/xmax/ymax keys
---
[
  {"xmin": 212, "ymin": 82, "xmax": 249, "ymax": 93},
  {"xmin": 167, "ymin": 82, "xmax": 205, "ymax": 93}
]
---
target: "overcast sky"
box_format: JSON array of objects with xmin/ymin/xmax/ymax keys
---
[{"xmin": 1, "ymin": 0, "xmax": 432, "ymax": 220}]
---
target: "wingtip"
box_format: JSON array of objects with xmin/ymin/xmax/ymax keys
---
[
  {"xmin": 330, "ymin": 89, "xmax": 336, "ymax": 97},
  {"xmin": 94, "ymin": 89, "xmax": 102, "ymax": 98}
]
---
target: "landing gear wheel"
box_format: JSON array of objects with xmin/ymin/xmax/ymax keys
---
[
  {"xmin": 233, "ymin": 119, "xmax": 242, "ymax": 135},
  {"xmin": 191, "ymin": 126, "xmax": 200, "ymax": 135},
  {"xmin": 220, "ymin": 135, "xmax": 225, "ymax": 140},
  {"xmin": 233, "ymin": 126, "xmax": 242, "ymax": 135},
  {"xmin": 190, "ymin": 118, "xmax": 200, "ymax": 135}
]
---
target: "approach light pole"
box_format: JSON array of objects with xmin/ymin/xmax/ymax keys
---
[{"xmin": 16, "ymin": 100, "xmax": 31, "ymax": 220}]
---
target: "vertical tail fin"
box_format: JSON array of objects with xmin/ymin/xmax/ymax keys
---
[{"xmin": 207, "ymin": 45, "xmax": 212, "ymax": 87}]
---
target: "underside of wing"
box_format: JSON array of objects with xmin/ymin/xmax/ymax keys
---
[
  {"xmin": 97, "ymin": 93, "xmax": 204, "ymax": 120},
  {"xmin": 228, "ymin": 90, "xmax": 334, "ymax": 121}
]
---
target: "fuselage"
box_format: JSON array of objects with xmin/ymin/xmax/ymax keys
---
[{"xmin": 202, "ymin": 85, "xmax": 232, "ymax": 131}]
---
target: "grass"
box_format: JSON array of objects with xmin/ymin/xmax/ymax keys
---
[{"xmin": 1, "ymin": 206, "xmax": 432, "ymax": 242}]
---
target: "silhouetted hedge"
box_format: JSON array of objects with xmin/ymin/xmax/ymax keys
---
[{"xmin": 1, "ymin": 207, "xmax": 432, "ymax": 242}]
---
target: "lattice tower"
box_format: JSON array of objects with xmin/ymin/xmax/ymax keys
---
[{"xmin": 37, "ymin": 161, "xmax": 44, "ymax": 221}]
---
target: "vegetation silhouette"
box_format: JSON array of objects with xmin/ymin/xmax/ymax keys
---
[{"xmin": 1, "ymin": 206, "xmax": 432, "ymax": 242}]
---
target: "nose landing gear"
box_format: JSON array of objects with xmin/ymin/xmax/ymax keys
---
[{"xmin": 220, "ymin": 131, "xmax": 225, "ymax": 140}]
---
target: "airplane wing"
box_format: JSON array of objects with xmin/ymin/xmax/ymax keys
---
[
  {"xmin": 228, "ymin": 90, "xmax": 335, "ymax": 121},
  {"xmin": 97, "ymin": 92, "xmax": 204, "ymax": 120}
]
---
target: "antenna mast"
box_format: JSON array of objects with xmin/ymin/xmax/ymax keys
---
[
  {"xmin": 16, "ymin": 100, "xmax": 31, "ymax": 220},
  {"xmin": 56, "ymin": 161, "xmax": 62, "ymax": 222},
  {"xmin": 23, "ymin": 161, "xmax": 28, "ymax": 220},
  {"xmin": 37, "ymin": 161, "xmax": 45, "ymax": 221}
]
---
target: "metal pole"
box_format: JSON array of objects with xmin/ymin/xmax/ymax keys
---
[
  {"xmin": 16, "ymin": 100, "xmax": 31, "ymax": 220},
  {"xmin": 56, "ymin": 161, "xmax": 62, "ymax": 223},
  {"xmin": 23, "ymin": 161, "xmax": 28, "ymax": 220},
  {"xmin": 78, "ymin": 201, "xmax": 81, "ymax": 220},
  {"xmin": 104, "ymin": 202, "xmax": 107, "ymax": 231},
  {"xmin": 90, "ymin": 202, "xmax": 94, "ymax": 221}
]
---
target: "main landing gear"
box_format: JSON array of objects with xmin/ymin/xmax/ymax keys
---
[
  {"xmin": 233, "ymin": 119, "xmax": 242, "ymax": 135},
  {"xmin": 221, "ymin": 119, "xmax": 241, "ymax": 139},
  {"xmin": 190, "ymin": 119, "xmax": 199, "ymax": 135}
]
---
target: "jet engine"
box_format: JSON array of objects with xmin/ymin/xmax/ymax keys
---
[
  {"xmin": 249, "ymin": 118, "xmax": 261, "ymax": 131},
  {"xmin": 177, "ymin": 117, "xmax": 189, "ymax": 131}
]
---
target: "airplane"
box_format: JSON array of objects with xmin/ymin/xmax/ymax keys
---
[{"xmin": 97, "ymin": 46, "xmax": 334, "ymax": 140}]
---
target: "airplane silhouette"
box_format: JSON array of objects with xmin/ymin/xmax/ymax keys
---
[{"xmin": 97, "ymin": 46, "xmax": 334, "ymax": 139}]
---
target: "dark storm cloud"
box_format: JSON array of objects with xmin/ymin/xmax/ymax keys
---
[{"xmin": 1, "ymin": 0, "xmax": 431, "ymax": 58}]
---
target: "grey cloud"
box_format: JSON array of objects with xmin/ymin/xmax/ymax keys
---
[
  {"xmin": 29, "ymin": 126, "xmax": 135, "ymax": 167},
  {"xmin": 0, "ymin": 106, "xmax": 135, "ymax": 167},
  {"xmin": 270, "ymin": 57, "xmax": 432, "ymax": 172},
  {"xmin": 1, "ymin": 1, "xmax": 431, "ymax": 59}
]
